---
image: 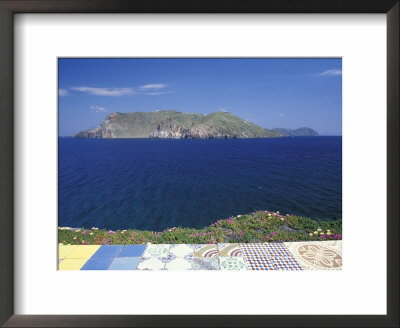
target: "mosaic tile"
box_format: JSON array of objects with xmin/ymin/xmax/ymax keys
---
[
  {"xmin": 64, "ymin": 245, "xmax": 101, "ymax": 259},
  {"xmin": 240, "ymin": 242, "xmax": 293, "ymax": 257},
  {"xmin": 244, "ymin": 256, "xmax": 302, "ymax": 271},
  {"xmin": 58, "ymin": 258, "xmax": 88, "ymax": 270},
  {"xmin": 108, "ymin": 257, "xmax": 141, "ymax": 270},
  {"xmin": 190, "ymin": 257, "xmax": 219, "ymax": 270},
  {"xmin": 193, "ymin": 244, "xmax": 219, "ymax": 258},
  {"xmin": 219, "ymin": 256, "xmax": 248, "ymax": 270},
  {"xmin": 164, "ymin": 257, "xmax": 192, "ymax": 270},
  {"xmin": 218, "ymin": 243, "xmax": 242, "ymax": 257},
  {"xmin": 168, "ymin": 244, "xmax": 195, "ymax": 258},
  {"xmin": 284, "ymin": 241, "xmax": 342, "ymax": 270},
  {"xmin": 57, "ymin": 242, "xmax": 340, "ymax": 271},
  {"xmin": 137, "ymin": 257, "xmax": 165, "ymax": 270},
  {"xmin": 299, "ymin": 240, "xmax": 342, "ymax": 254},
  {"xmin": 117, "ymin": 245, "xmax": 146, "ymax": 258},
  {"xmin": 58, "ymin": 245, "xmax": 78, "ymax": 259},
  {"xmin": 143, "ymin": 244, "xmax": 171, "ymax": 258},
  {"xmin": 91, "ymin": 245, "xmax": 123, "ymax": 258},
  {"xmin": 81, "ymin": 257, "xmax": 114, "ymax": 270}
]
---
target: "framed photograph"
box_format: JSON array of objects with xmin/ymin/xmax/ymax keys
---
[{"xmin": 0, "ymin": 1, "xmax": 398, "ymax": 327}]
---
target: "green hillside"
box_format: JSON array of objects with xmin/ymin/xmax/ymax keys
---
[{"xmin": 76, "ymin": 110, "xmax": 281, "ymax": 139}]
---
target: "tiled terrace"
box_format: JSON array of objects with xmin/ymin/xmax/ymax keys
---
[{"xmin": 58, "ymin": 241, "xmax": 342, "ymax": 271}]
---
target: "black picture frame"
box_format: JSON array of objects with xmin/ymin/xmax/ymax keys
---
[{"xmin": 0, "ymin": 1, "xmax": 398, "ymax": 327}]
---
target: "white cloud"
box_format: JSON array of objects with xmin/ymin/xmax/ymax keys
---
[
  {"xmin": 139, "ymin": 84, "xmax": 167, "ymax": 90},
  {"xmin": 70, "ymin": 83, "xmax": 168, "ymax": 97},
  {"xmin": 58, "ymin": 89, "xmax": 68, "ymax": 96},
  {"xmin": 219, "ymin": 108, "xmax": 228, "ymax": 112},
  {"xmin": 90, "ymin": 105, "xmax": 107, "ymax": 113},
  {"xmin": 277, "ymin": 112, "xmax": 285, "ymax": 117},
  {"xmin": 139, "ymin": 84, "xmax": 169, "ymax": 95},
  {"xmin": 144, "ymin": 92, "xmax": 170, "ymax": 96},
  {"xmin": 317, "ymin": 69, "xmax": 342, "ymax": 77},
  {"xmin": 71, "ymin": 87, "xmax": 134, "ymax": 96}
]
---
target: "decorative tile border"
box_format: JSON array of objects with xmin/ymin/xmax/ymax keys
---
[
  {"xmin": 193, "ymin": 244, "xmax": 219, "ymax": 258},
  {"xmin": 284, "ymin": 241, "xmax": 342, "ymax": 270},
  {"xmin": 245, "ymin": 256, "xmax": 303, "ymax": 271},
  {"xmin": 190, "ymin": 257, "xmax": 219, "ymax": 270},
  {"xmin": 143, "ymin": 244, "xmax": 171, "ymax": 258},
  {"xmin": 57, "ymin": 242, "xmax": 342, "ymax": 271},
  {"xmin": 164, "ymin": 257, "xmax": 192, "ymax": 270},
  {"xmin": 137, "ymin": 257, "xmax": 166, "ymax": 270},
  {"xmin": 169, "ymin": 244, "xmax": 195, "ymax": 258},
  {"xmin": 240, "ymin": 243, "xmax": 293, "ymax": 257},
  {"xmin": 219, "ymin": 256, "xmax": 248, "ymax": 270},
  {"xmin": 218, "ymin": 243, "xmax": 242, "ymax": 257}
]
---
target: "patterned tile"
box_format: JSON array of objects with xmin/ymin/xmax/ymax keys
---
[
  {"xmin": 64, "ymin": 245, "xmax": 101, "ymax": 259},
  {"xmin": 193, "ymin": 244, "xmax": 219, "ymax": 258},
  {"xmin": 56, "ymin": 242, "xmax": 339, "ymax": 271},
  {"xmin": 164, "ymin": 258, "xmax": 192, "ymax": 270},
  {"xmin": 58, "ymin": 245, "xmax": 78, "ymax": 259},
  {"xmin": 240, "ymin": 242, "xmax": 293, "ymax": 258},
  {"xmin": 168, "ymin": 244, "xmax": 195, "ymax": 259},
  {"xmin": 58, "ymin": 258, "xmax": 88, "ymax": 270},
  {"xmin": 81, "ymin": 257, "xmax": 114, "ymax": 270},
  {"xmin": 245, "ymin": 256, "xmax": 303, "ymax": 271},
  {"xmin": 137, "ymin": 257, "xmax": 166, "ymax": 270},
  {"xmin": 284, "ymin": 241, "xmax": 342, "ymax": 270},
  {"xmin": 190, "ymin": 257, "xmax": 219, "ymax": 270},
  {"xmin": 91, "ymin": 245, "xmax": 123, "ymax": 258},
  {"xmin": 117, "ymin": 245, "xmax": 146, "ymax": 258},
  {"xmin": 143, "ymin": 244, "xmax": 171, "ymax": 258},
  {"xmin": 218, "ymin": 243, "xmax": 242, "ymax": 257},
  {"xmin": 219, "ymin": 256, "xmax": 248, "ymax": 270},
  {"xmin": 108, "ymin": 257, "xmax": 141, "ymax": 270}
]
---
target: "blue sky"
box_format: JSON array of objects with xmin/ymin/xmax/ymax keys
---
[{"xmin": 58, "ymin": 58, "xmax": 342, "ymax": 136}]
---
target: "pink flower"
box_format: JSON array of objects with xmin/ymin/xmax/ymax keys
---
[
  {"xmin": 108, "ymin": 230, "xmax": 115, "ymax": 234},
  {"xmin": 82, "ymin": 230, "xmax": 87, "ymax": 235},
  {"xmin": 82, "ymin": 241, "xmax": 88, "ymax": 245}
]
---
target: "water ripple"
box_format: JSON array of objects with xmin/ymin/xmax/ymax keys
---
[{"xmin": 58, "ymin": 137, "xmax": 342, "ymax": 230}]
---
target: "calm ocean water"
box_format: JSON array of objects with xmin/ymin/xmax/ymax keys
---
[{"xmin": 58, "ymin": 137, "xmax": 342, "ymax": 230}]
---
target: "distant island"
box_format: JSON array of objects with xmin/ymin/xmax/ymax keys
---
[
  {"xmin": 75, "ymin": 110, "xmax": 319, "ymax": 139},
  {"xmin": 272, "ymin": 127, "xmax": 319, "ymax": 137}
]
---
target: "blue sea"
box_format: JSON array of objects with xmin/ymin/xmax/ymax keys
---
[{"xmin": 58, "ymin": 137, "xmax": 342, "ymax": 231}]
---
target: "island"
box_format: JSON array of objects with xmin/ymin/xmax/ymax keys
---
[
  {"xmin": 272, "ymin": 127, "xmax": 319, "ymax": 137},
  {"xmin": 75, "ymin": 110, "xmax": 319, "ymax": 139}
]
